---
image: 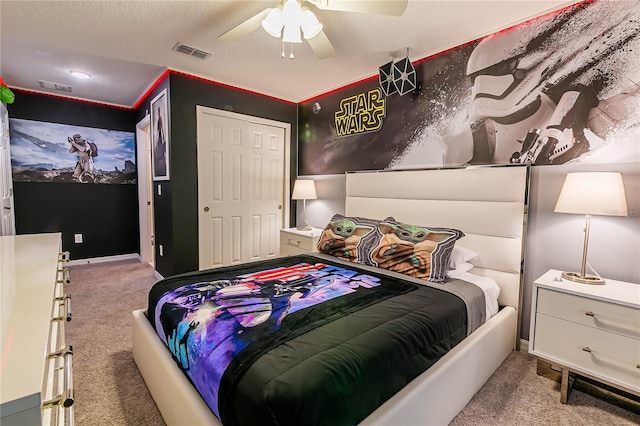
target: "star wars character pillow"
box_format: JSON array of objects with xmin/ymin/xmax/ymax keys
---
[
  {"xmin": 370, "ymin": 219, "xmax": 464, "ymax": 283},
  {"xmin": 317, "ymin": 214, "xmax": 387, "ymax": 264}
]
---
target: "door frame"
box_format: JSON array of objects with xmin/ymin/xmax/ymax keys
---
[
  {"xmin": 136, "ymin": 115, "xmax": 154, "ymax": 265},
  {"xmin": 195, "ymin": 106, "xmax": 291, "ymax": 266},
  {"xmin": 0, "ymin": 102, "xmax": 16, "ymax": 236}
]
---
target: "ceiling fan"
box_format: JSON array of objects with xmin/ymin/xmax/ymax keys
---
[{"xmin": 219, "ymin": 0, "xmax": 408, "ymax": 59}]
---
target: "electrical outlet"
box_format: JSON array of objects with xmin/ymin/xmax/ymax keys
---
[
  {"xmin": 74, "ymin": 233, "xmax": 83, "ymax": 243},
  {"xmin": 159, "ymin": 244, "xmax": 163, "ymax": 256}
]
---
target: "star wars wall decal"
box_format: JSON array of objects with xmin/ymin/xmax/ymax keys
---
[
  {"xmin": 299, "ymin": 0, "xmax": 640, "ymax": 175},
  {"xmin": 334, "ymin": 88, "xmax": 386, "ymax": 138}
]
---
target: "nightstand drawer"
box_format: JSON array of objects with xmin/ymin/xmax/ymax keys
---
[
  {"xmin": 281, "ymin": 235, "xmax": 315, "ymax": 251},
  {"xmin": 281, "ymin": 244, "xmax": 311, "ymax": 256},
  {"xmin": 537, "ymin": 288, "xmax": 640, "ymax": 340},
  {"xmin": 534, "ymin": 313, "xmax": 640, "ymax": 391},
  {"xmin": 279, "ymin": 228, "xmax": 321, "ymax": 256}
]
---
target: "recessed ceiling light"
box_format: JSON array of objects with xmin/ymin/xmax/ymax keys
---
[{"xmin": 69, "ymin": 70, "xmax": 91, "ymax": 79}]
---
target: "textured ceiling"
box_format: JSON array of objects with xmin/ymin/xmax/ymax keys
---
[{"xmin": 1, "ymin": 0, "xmax": 577, "ymax": 107}]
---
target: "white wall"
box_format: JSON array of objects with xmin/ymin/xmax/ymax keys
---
[
  {"xmin": 294, "ymin": 174, "xmax": 346, "ymax": 229},
  {"xmin": 524, "ymin": 162, "xmax": 640, "ymax": 339},
  {"xmin": 299, "ymin": 162, "xmax": 640, "ymax": 340}
]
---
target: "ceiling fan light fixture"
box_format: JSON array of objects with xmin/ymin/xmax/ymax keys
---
[
  {"xmin": 262, "ymin": 7, "xmax": 284, "ymax": 38},
  {"xmin": 282, "ymin": 0, "xmax": 303, "ymax": 42},
  {"xmin": 301, "ymin": 8, "xmax": 323, "ymax": 39},
  {"xmin": 283, "ymin": 23, "xmax": 302, "ymax": 43}
]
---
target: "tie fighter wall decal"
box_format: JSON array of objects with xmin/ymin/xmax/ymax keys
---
[
  {"xmin": 378, "ymin": 52, "xmax": 417, "ymax": 97},
  {"xmin": 378, "ymin": 60, "xmax": 397, "ymax": 96}
]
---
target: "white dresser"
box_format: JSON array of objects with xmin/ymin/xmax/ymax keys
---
[
  {"xmin": 280, "ymin": 227, "xmax": 322, "ymax": 256},
  {"xmin": 529, "ymin": 269, "xmax": 640, "ymax": 403},
  {"xmin": 1, "ymin": 233, "xmax": 74, "ymax": 425}
]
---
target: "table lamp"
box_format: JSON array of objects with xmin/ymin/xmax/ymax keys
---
[
  {"xmin": 292, "ymin": 179, "xmax": 317, "ymax": 231},
  {"xmin": 554, "ymin": 172, "xmax": 628, "ymax": 284}
]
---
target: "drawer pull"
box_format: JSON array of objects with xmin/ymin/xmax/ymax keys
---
[
  {"xmin": 580, "ymin": 346, "xmax": 638, "ymax": 371},
  {"xmin": 64, "ymin": 293, "xmax": 72, "ymax": 322},
  {"xmin": 59, "ymin": 251, "xmax": 71, "ymax": 262},
  {"xmin": 67, "ymin": 405, "xmax": 75, "ymax": 426},
  {"xmin": 583, "ymin": 310, "xmax": 638, "ymax": 328},
  {"xmin": 288, "ymin": 238, "xmax": 301, "ymax": 247},
  {"xmin": 52, "ymin": 294, "xmax": 72, "ymax": 322},
  {"xmin": 43, "ymin": 346, "xmax": 74, "ymax": 409},
  {"xmin": 58, "ymin": 267, "xmax": 71, "ymax": 284}
]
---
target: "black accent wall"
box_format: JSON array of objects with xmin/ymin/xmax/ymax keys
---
[
  {"xmin": 8, "ymin": 91, "xmax": 139, "ymax": 259},
  {"xmin": 134, "ymin": 72, "xmax": 298, "ymax": 278}
]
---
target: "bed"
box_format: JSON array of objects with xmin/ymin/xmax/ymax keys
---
[{"xmin": 132, "ymin": 165, "xmax": 530, "ymax": 425}]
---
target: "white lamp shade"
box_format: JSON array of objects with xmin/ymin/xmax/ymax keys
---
[
  {"xmin": 262, "ymin": 7, "xmax": 284, "ymax": 38},
  {"xmin": 554, "ymin": 172, "xmax": 628, "ymax": 216},
  {"xmin": 292, "ymin": 179, "xmax": 317, "ymax": 200},
  {"xmin": 301, "ymin": 8, "xmax": 323, "ymax": 39},
  {"xmin": 282, "ymin": 0, "xmax": 303, "ymax": 43},
  {"xmin": 282, "ymin": 24, "xmax": 302, "ymax": 43}
]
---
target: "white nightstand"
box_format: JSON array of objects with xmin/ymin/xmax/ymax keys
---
[
  {"xmin": 529, "ymin": 269, "xmax": 640, "ymax": 403},
  {"xmin": 280, "ymin": 227, "xmax": 323, "ymax": 256}
]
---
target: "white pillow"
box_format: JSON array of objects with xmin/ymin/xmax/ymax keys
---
[
  {"xmin": 449, "ymin": 245, "xmax": 479, "ymax": 269},
  {"xmin": 447, "ymin": 261, "xmax": 474, "ymax": 278}
]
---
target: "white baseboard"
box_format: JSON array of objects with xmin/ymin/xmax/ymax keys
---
[
  {"xmin": 67, "ymin": 254, "xmax": 165, "ymax": 282},
  {"xmin": 67, "ymin": 253, "xmax": 141, "ymax": 266},
  {"xmin": 519, "ymin": 339, "xmax": 529, "ymax": 353}
]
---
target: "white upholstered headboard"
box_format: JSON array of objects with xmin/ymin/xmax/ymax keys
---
[{"xmin": 345, "ymin": 165, "xmax": 530, "ymax": 312}]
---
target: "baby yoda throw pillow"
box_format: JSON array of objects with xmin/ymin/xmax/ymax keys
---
[
  {"xmin": 370, "ymin": 219, "xmax": 464, "ymax": 283},
  {"xmin": 317, "ymin": 214, "xmax": 384, "ymax": 264}
]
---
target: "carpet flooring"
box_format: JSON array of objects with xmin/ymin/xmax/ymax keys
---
[{"xmin": 66, "ymin": 259, "xmax": 639, "ymax": 425}]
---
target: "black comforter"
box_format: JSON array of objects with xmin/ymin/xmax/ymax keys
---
[{"xmin": 147, "ymin": 254, "xmax": 482, "ymax": 426}]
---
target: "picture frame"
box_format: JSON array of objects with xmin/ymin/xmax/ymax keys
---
[
  {"xmin": 9, "ymin": 118, "xmax": 136, "ymax": 184},
  {"xmin": 150, "ymin": 89, "xmax": 169, "ymax": 181}
]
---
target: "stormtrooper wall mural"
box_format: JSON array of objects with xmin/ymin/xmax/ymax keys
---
[{"xmin": 298, "ymin": 0, "xmax": 640, "ymax": 175}]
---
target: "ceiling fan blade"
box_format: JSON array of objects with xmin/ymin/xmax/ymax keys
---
[
  {"xmin": 307, "ymin": 30, "xmax": 336, "ymax": 59},
  {"xmin": 306, "ymin": 0, "xmax": 408, "ymax": 16},
  {"xmin": 219, "ymin": 8, "xmax": 272, "ymax": 41}
]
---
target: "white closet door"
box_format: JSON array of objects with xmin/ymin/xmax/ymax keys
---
[{"xmin": 197, "ymin": 108, "xmax": 286, "ymax": 269}]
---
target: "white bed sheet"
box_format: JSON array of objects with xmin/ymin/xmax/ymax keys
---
[{"xmin": 448, "ymin": 268, "xmax": 501, "ymax": 319}]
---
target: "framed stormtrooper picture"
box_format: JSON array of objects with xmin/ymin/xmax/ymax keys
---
[
  {"xmin": 9, "ymin": 118, "xmax": 135, "ymax": 184},
  {"xmin": 150, "ymin": 89, "xmax": 169, "ymax": 181}
]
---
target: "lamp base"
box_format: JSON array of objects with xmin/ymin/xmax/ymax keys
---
[{"xmin": 561, "ymin": 271, "xmax": 605, "ymax": 285}]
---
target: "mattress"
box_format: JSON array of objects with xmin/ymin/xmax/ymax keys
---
[{"xmin": 146, "ymin": 253, "xmax": 488, "ymax": 426}]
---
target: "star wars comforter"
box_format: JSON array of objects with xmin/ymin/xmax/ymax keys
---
[{"xmin": 147, "ymin": 253, "xmax": 486, "ymax": 426}]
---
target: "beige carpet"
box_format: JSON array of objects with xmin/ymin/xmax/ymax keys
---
[
  {"xmin": 66, "ymin": 259, "xmax": 164, "ymax": 426},
  {"xmin": 66, "ymin": 259, "xmax": 639, "ymax": 425}
]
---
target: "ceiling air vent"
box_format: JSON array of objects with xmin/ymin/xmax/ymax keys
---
[
  {"xmin": 173, "ymin": 42, "xmax": 212, "ymax": 60},
  {"xmin": 39, "ymin": 80, "xmax": 72, "ymax": 92}
]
